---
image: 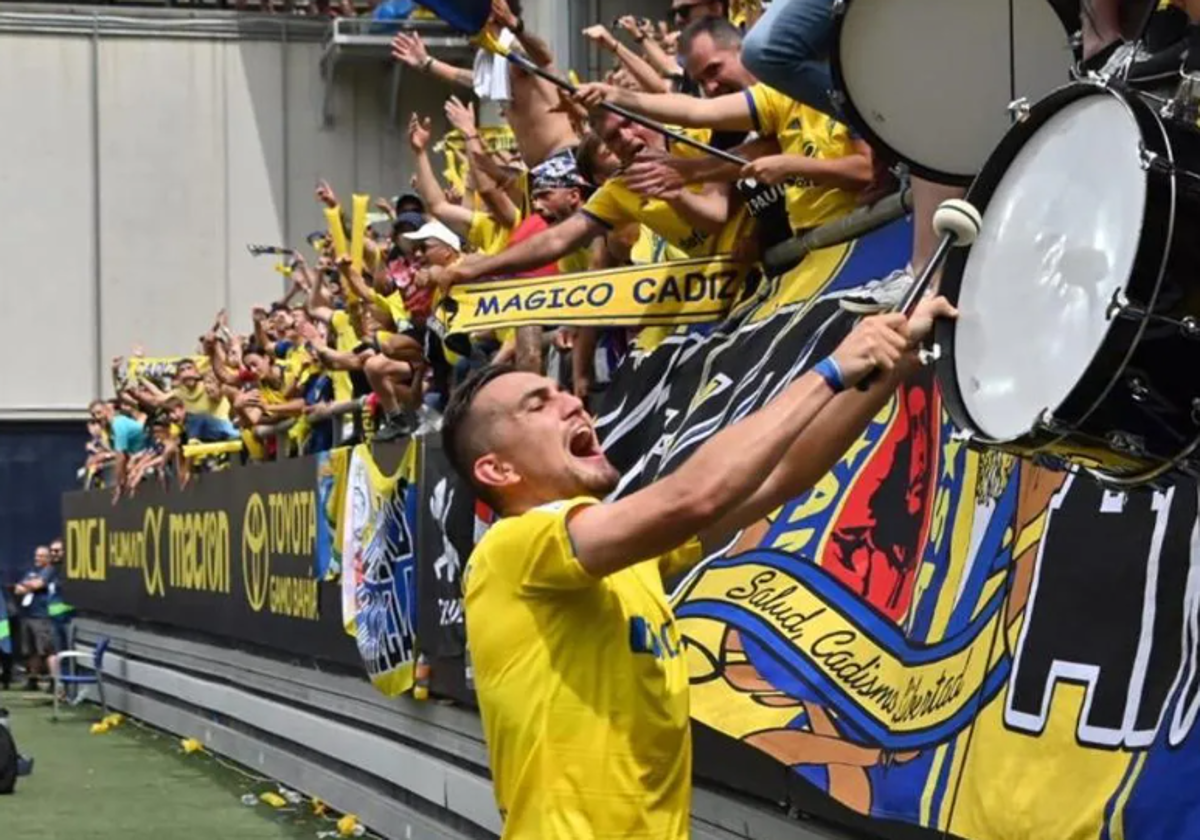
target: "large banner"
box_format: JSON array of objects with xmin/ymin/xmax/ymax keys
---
[
  {"xmin": 61, "ymin": 457, "xmax": 358, "ymax": 667},
  {"xmin": 597, "ymin": 218, "xmax": 1200, "ymax": 839},
  {"xmin": 339, "ymin": 444, "xmax": 420, "ymax": 697}
]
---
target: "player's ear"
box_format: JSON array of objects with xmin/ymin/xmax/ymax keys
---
[{"xmin": 474, "ymin": 453, "xmax": 520, "ymax": 494}]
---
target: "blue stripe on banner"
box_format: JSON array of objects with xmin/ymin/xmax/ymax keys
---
[{"xmin": 675, "ymin": 551, "xmax": 1012, "ymax": 751}]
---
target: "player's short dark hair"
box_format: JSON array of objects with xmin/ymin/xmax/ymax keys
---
[
  {"xmin": 442, "ymin": 364, "xmax": 518, "ymax": 510},
  {"xmin": 679, "ymin": 14, "xmax": 743, "ymax": 58}
]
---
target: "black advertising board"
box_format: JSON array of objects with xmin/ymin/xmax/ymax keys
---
[{"xmin": 62, "ymin": 457, "xmax": 358, "ymax": 667}]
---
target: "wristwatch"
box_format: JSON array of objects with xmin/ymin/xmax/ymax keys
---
[{"xmin": 420, "ymin": 55, "xmax": 434, "ymax": 72}]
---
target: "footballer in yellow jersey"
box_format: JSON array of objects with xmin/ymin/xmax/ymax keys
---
[{"xmin": 443, "ymin": 292, "xmax": 957, "ymax": 837}]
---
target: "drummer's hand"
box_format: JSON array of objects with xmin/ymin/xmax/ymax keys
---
[
  {"xmin": 907, "ymin": 295, "xmax": 958, "ymax": 345},
  {"xmin": 830, "ymin": 313, "xmax": 909, "ymax": 387}
]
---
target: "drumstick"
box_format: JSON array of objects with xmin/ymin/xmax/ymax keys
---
[{"xmin": 854, "ymin": 199, "xmax": 982, "ymax": 391}]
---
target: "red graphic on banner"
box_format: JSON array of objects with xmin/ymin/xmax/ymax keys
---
[{"xmin": 823, "ymin": 382, "xmax": 940, "ymax": 623}]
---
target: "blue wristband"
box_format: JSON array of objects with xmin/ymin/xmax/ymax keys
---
[{"xmin": 813, "ymin": 356, "xmax": 845, "ymax": 393}]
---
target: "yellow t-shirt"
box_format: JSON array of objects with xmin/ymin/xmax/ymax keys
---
[
  {"xmin": 465, "ymin": 497, "xmax": 699, "ymax": 840},
  {"xmin": 330, "ymin": 309, "xmax": 360, "ymax": 351},
  {"xmin": 371, "ymin": 290, "xmax": 413, "ymax": 332},
  {"xmin": 171, "ymin": 382, "xmax": 230, "ymax": 420},
  {"xmin": 583, "ymin": 178, "xmax": 717, "ymax": 258},
  {"xmin": 468, "ymin": 211, "xmax": 518, "ymax": 256},
  {"xmin": 745, "ymin": 82, "xmax": 860, "ymax": 232},
  {"xmin": 557, "ymin": 246, "xmax": 592, "ymax": 275},
  {"xmin": 327, "ymin": 310, "xmax": 359, "ymax": 403}
]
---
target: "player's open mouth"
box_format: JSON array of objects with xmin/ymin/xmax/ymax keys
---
[{"xmin": 567, "ymin": 424, "xmax": 603, "ymax": 462}]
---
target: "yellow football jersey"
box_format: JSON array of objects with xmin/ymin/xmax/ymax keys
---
[
  {"xmin": 468, "ymin": 211, "xmax": 519, "ymax": 256},
  {"xmin": 745, "ymin": 83, "xmax": 860, "ymax": 233},
  {"xmin": 464, "ymin": 497, "xmax": 699, "ymax": 840}
]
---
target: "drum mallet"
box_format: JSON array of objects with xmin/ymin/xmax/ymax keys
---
[{"xmin": 855, "ymin": 198, "xmax": 982, "ymax": 390}]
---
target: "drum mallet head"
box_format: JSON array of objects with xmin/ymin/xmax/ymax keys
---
[{"xmin": 932, "ymin": 199, "xmax": 982, "ymax": 247}]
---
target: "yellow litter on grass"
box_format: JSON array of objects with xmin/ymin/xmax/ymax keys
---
[
  {"xmin": 180, "ymin": 737, "xmax": 204, "ymax": 754},
  {"xmin": 259, "ymin": 792, "xmax": 287, "ymax": 808}
]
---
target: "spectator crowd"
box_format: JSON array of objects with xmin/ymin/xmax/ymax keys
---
[{"xmin": 84, "ymin": 0, "xmax": 899, "ymax": 501}]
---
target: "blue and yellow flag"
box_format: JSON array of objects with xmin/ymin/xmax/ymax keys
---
[{"xmin": 340, "ymin": 444, "xmax": 420, "ymax": 697}]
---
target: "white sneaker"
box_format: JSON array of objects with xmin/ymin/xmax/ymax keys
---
[{"xmin": 838, "ymin": 269, "xmax": 916, "ymax": 314}]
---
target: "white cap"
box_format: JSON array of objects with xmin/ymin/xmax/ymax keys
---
[{"xmin": 402, "ymin": 219, "xmax": 461, "ymax": 253}]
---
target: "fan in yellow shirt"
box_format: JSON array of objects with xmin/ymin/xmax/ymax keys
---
[
  {"xmin": 426, "ymin": 111, "xmax": 752, "ymax": 290},
  {"xmin": 572, "ymin": 23, "xmax": 873, "ymax": 235},
  {"xmin": 443, "ymin": 295, "xmax": 956, "ymax": 838}
]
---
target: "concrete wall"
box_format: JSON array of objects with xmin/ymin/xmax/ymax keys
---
[{"xmin": 0, "ymin": 12, "xmax": 458, "ymax": 417}]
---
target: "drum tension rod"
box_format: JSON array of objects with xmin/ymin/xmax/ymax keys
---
[
  {"xmin": 1007, "ymin": 98, "xmax": 1031, "ymax": 122},
  {"xmin": 1107, "ymin": 289, "xmax": 1200, "ymax": 339},
  {"xmin": 1139, "ymin": 146, "xmax": 1200, "ymax": 189}
]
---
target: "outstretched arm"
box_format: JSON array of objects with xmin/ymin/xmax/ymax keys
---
[
  {"xmin": 409, "ymin": 113, "xmax": 475, "ymax": 239},
  {"xmin": 575, "ymin": 82, "xmax": 755, "ymax": 132},
  {"xmin": 392, "ymin": 31, "xmax": 473, "ymax": 88},
  {"xmin": 701, "ymin": 299, "xmax": 952, "ymax": 549},
  {"xmin": 583, "ymin": 24, "xmax": 669, "ymax": 94},
  {"xmin": 430, "ymin": 212, "xmax": 604, "ymax": 287},
  {"xmin": 568, "ymin": 313, "xmax": 916, "ymax": 577},
  {"xmin": 444, "ymin": 97, "xmax": 522, "ymax": 228}
]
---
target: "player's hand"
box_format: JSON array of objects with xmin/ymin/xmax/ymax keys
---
[
  {"xmin": 830, "ymin": 313, "xmax": 910, "ymax": 386},
  {"xmin": 907, "ymin": 295, "xmax": 957, "ymax": 345}
]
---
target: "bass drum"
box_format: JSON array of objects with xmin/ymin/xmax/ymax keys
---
[
  {"xmin": 831, "ymin": 0, "xmax": 1075, "ymax": 185},
  {"xmin": 935, "ymin": 80, "xmax": 1200, "ymax": 486}
]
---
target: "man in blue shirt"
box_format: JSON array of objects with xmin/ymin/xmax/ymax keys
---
[
  {"xmin": 15, "ymin": 547, "xmax": 56, "ymax": 691},
  {"xmin": 89, "ymin": 396, "xmax": 147, "ymax": 502}
]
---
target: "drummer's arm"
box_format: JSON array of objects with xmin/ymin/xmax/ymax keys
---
[
  {"xmin": 574, "ymin": 83, "xmax": 755, "ymax": 132},
  {"xmin": 698, "ymin": 355, "xmax": 917, "ymax": 553}
]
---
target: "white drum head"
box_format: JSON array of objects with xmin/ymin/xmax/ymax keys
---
[
  {"xmin": 954, "ymin": 93, "xmax": 1147, "ymax": 442},
  {"xmin": 838, "ymin": 0, "xmax": 1073, "ymax": 180}
]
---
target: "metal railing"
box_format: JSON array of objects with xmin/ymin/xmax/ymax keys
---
[{"xmin": 182, "ymin": 396, "xmax": 372, "ymax": 464}]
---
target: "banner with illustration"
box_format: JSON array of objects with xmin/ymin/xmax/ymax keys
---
[
  {"xmin": 597, "ymin": 217, "xmax": 1200, "ymax": 839},
  {"xmin": 339, "ymin": 443, "xmax": 420, "ymax": 697}
]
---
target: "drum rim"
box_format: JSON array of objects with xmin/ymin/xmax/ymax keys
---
[
  {"xmin": 829, "ymin": 0, "xmax": 1072, "ymax": 186},
  {"xmin": 935, "ymin": 79, "xmax": 1174, "ymax": 458}
]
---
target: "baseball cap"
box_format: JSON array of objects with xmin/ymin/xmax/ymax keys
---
[
  {"xmin": 393, "ymin": 211, "xmax": 425, "ymax": 231},
  {"xmin": 403, "ymin": 219, "xmax": 462, "ymax": 252}
]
